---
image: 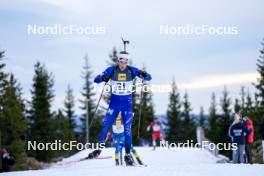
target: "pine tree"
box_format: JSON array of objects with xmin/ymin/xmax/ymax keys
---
[
  {"xmin": 254, "ymin": 40, "xmax": 264, "ymax": 140},
  {"xmin": 240, "ymin": 86, "xmax": 246, "ymax": 113},
  {"xmin": 234, "ymin": 98, "xmax": 241, "ymax": 114},
  {"xmin": 220, "ymin": 87, "xmax": 232, "ymax": 118},
  {"xmin": 0, "ymin": 73, "xmax": 28, "ymax": 170},
  {"xmin": 166, "ymin": 79, "xmax": 181, "ymax": 143},
  {"xmin": 219, "ymin": 86, "xmax": 232, "ymax": 156},
  {"xmin": 107, "ymin": 47, "xmax": 118, "ymax": 65},
  {"xmin": 181, "ymin": 91, "xmax": 196, "ymax": 142},
  {"xmin": 199, "ymin": 106, "xmax": 206, "ymax": 129},
  {"xmin": 244, "ymin": 90, "xmax": 254, "ymax": 117},
  {"xmin": 79, "ymin": 55, "xmax": 101, "ymax": 143},
  {"xmin": 131, "ymin": 83, "xmax": 141, "ymax": 145},
  {"xmin": 255, "ymin": 40, "xmax": 264, "ymax": 112},
  {"xmin": 28, "ymin": 62, "xmax": 55, "ymax": 161},
  {"xmin": 64, "ymin": 84, "xmax": 76, "ymax": 132},
  {"xmin": 0, "ymin": 50, "xmax": 8, "ymax": 148},
  {"xmin": 53, "ymin": 109, "xmax": 75, "ymax": 157},
  {"xmin": 133, "ymin": 71, "xmax": 154, "ymax": 145},
  {"xmin": 0, "ymin": 50, "xmax": 8, "ymax": 97},
  {"xmin": 254, "ymin": 93, "xmax": 259, "ymax": 112},
  {"xmin": 207, "ymin": 93, "xmax": 219, "ymax": 143}
]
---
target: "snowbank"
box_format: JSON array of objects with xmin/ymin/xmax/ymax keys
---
[{"xmin": 1, "ymin": 147, "xmax": 263, "ymax": 176}]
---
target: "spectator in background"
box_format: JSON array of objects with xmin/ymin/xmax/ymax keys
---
[
  {"xmin": 245, "ymin": 117, "xmax": 254, "ymax": 164},
  {"xmin": 0, "ymin": 148, "xmax": 15, "ymax": 172},
  {"xmin": 229, "ymin": 114, "xmax": 249, "ymax": 163}
]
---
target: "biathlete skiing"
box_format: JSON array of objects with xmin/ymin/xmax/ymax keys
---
[
  {"xmin": 106, "ymin": 112, "xmax": 145, "ymax": 166},
  {"xmin": 87, "ymin": 38, "xmax": 152, "ymax": 166},
  {"xmin": 147, "ymin": 119, "xmax": 165, "ymax": 150}
]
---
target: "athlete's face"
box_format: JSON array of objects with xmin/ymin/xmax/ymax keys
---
[{"xmin": 118, "ymin": 60, "xmax": 127, "ymax": 71}]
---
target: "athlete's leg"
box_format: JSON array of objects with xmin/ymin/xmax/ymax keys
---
[
  {"xmin": 114, "ymin": 137, "xmax": 123, "ymax": 165},
  {"xmin": 159, "ymin": 132, "xmax": 165, "ymax": 145},
  {"xmin": 114, "ymin": 138, "xmax": 120, "ymax": 164},
  {"xmin": 152, "ymin": 132, "xmax": 158, "ymax": 147},
  {"xmin": 121, "ymin": 110, "xmax": 133, "ymax": 154},
  {"xmin": 131, "ymin": 146, "xmax": 139, "ymax": 158},
  {"xmin": 119, "ymin": 136, "xmax": 125, "ymax": 165},
  {"xmin": 99, "ymin": 108, "xmax": 120, "ymax": 143},
  {"xmin": 87, "ymin": 102, "xmax": 120, "ymax": 159}
]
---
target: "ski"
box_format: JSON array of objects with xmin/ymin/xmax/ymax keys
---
[
  {"xmin": 137, "ymin": 163, "xmax": 148, "ymax": 167},
  {"xmin": 80, "ymin": 155, "xmax": 112, "ymax": 161},
  {"xmin": 95, "ymin": 156, "xmax": 113, "ymax": 160},
  {"xmin": 117, "ymin": 164, "xmax": 148, "ymax": 167},
  {"xmin": 54, "ymin": 156, "xmax": 112, "ymax": 167}
]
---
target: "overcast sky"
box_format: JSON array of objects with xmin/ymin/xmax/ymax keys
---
[{"xmin": 0, "ymin": 0, "xmax": 263, "ymax": 115}]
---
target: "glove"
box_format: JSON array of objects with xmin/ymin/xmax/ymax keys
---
[
  {"xmin": 139, "ymin": 70, "xmax": 147, "ymax": 78},
  {"xmin": 102, "ymin": 76, "xmax": 110, "ymax": 82},
  {"xmin": 139, "ymin": 70, "xmax": 152, "ymax": 81}
]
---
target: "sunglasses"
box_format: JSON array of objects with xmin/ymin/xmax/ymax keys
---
[{"xmin": 118, "ymin": 59, "xmax": 128, "ymax": 63}]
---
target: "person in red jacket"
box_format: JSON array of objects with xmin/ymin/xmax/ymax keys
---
[
  {"xmin": 147, "ymin": 119, "xmax": 165, "ymax": 150},
  {"xmin": 245, "ymin": 117, "xmax": 254, "ymax": 164}
]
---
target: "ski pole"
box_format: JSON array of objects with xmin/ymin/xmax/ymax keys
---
[
  {"xmin": 137, "ymin": 79, "xmax": 144, "ymax": 139},
  {"xmin": 89, "ymin": 81, "xmax": 108, "ymax": 128}
]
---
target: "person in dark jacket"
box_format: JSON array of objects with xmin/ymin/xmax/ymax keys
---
[
  {"xmin": 0, "ymin": 148, "xmax": 15, "ymax": 172},
  {"xmin": 229, "ymin": 114, "xmax": 250, "ymax": 163}
]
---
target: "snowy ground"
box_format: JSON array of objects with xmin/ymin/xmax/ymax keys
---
[{"xmin": 1, "ymin": 147, "xmax": 264, "ymax": 176}]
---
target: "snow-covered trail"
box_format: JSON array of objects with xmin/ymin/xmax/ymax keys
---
[{"xmin": 1, "ymin": 147, "xmax": 264, "ymax": 176}]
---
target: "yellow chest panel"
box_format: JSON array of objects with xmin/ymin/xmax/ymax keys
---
[{"xmin": 118, "ymin": 73, "xmax": 127, "ymax": 81}]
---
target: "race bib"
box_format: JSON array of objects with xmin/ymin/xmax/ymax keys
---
[
  {"xmin": 111, "ymin": 80, "xmax": 133, "ymax": 95},
  {"xmin": 112, "ymin": 125, "xmax": 124, "ymax": 134},
  {"xmin": 153, "ymin": 124, "xmax": 161, "ymax": 131}
]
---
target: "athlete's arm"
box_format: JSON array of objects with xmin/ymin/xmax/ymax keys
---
[
  {"xmin": 130, "ymin": 66, "xmax": 152, "ymax": 81},
  {"xmin": 94, "ymin": 66, "xmax": 114, "ymax": 83},
  {"xmin": 159, "ymin": 121, "xmax": 164, "ymax": 129}
]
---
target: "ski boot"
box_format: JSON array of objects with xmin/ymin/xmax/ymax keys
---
[
  {"xmin": 124, "ymin": 153, "xmax": 136, "ymax": 166},
  {"xmin": 86, "ymin": 149, "xmax": 102, "ymax": 159},
  {"xmin": 115, "ymin": 159, "xmax": 119, "ymax": 165},
  {"xmin": 115, "ymin": 153, "xmax": 119, "ymax": 166},
  {"xmin": 120, "ymin": 156, "xmax": 123, "ymax": 165}
]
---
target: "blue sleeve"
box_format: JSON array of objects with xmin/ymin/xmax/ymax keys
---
[
  {"xmin": 94, "ymin": 66, "xmax": 114, "ymax": 83},
  {"xmin": 144, "ymin": 72, "xmax": 152, "ymax": 81},
  {"xmin": 130, "ymin": 66, "xmax": 152, "ymax": 81}
]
